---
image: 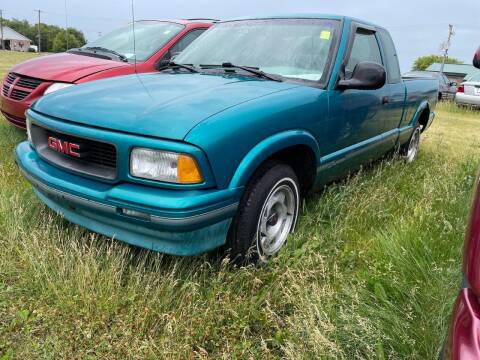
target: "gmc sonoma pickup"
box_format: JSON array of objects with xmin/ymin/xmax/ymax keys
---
[{"xmin": 16, "ymin": 15, "xmax": 438, "ymax": 263}]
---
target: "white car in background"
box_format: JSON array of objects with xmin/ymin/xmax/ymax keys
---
[{"xmin": 455, "ymin": 73, "xmax": 480, "ymax": 108}]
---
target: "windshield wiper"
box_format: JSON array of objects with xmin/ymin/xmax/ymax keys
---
[
  {"xmin": 200, "ymin": 62, "xmax": 282, "ymax": 82},
  {"xmin": 81, "ymin": 46, "xmax": 128, "ymax": 62},
  {"xmin": 158, "ymin": 61, "xmax": 199, "ymax": 73}
]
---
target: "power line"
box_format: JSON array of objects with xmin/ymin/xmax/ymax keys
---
[{"xmin": 34, "ymin": 9, "xmax": 42, "ymax": 52}]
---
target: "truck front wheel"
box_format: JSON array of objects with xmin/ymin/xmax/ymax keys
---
[{"xmin": 223, "ymin": 161, "xmax": 300, "ymax": 264}]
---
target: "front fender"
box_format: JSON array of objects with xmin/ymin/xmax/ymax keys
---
[{"xmin": 228, "ymin": 130, "xmax": 320, "ymax": 189}]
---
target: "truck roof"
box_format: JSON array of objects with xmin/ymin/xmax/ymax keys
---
[{"xmin": 221, "ymin": 14, "xmax": 378, "ymax": 27}]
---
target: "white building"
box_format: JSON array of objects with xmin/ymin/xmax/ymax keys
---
[{"xmin": 1, "ymin": 26, "xmax": 32, "ymax": 52}]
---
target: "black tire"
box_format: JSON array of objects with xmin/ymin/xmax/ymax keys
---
[
  {"xmin": 222, "ymin": 161, "xmax": 300, "ymax": 264},
  {"xmin": 401, "ymin": 124, "xmax": 421, "ymax": 163}
]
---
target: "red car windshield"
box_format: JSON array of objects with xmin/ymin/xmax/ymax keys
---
[{"xmin": 82, "ymin": 21, "xmax": 184, "ymax": 62}]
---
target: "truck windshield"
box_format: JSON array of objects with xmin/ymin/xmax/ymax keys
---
[
  {"xmin": 175, "ymin": 19, "xmax": 340, "ymax": 82},
  {"xmin": 82, "ymin": 21, "xmax": 184, "ymax": 62}
]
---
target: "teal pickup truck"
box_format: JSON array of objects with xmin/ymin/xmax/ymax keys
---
[{"xmin": 16, "ymin": 15, "xmax": 438, "ymax": 263}]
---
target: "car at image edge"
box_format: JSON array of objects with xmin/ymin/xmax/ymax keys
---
[
  {"xmin": 441, "ymin": 46, "xmax": 480, "ymax": 360},
  {"xmin": 0, "ymin": 18, "xmax": 214, "ymax": 128},
  {"xmin": 15, "ymin": 14, "xmax": 438, "ymax": 263},
  {"xmin": 455, "ymin": 73, "xmax": 480, "ymax": 108}
]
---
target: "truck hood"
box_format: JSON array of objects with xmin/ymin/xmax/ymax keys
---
[
  {"xmin": 12, "ymin": 52, "xmax": 129, "ymax": 83},
  {"xmin": 32, "ymin": 72, "xmax": 300, "ymax": 140}
]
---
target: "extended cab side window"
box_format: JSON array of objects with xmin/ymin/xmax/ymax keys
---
[
  {"xmin": 163, "ymin": 29, "xmax": 206, "ymax": 62},
  {"xmin": 345, "ymin": 29, "xmax": 382, "ymax": 79},
  {"xmin": 377, "ymin": 29, "xmax": 401, "ymax": 83}
]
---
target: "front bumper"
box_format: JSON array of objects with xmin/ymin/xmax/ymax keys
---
[
  {"xmin": 443, "ymin": 287, "xmax": 480, "ymax": 360},
  {"xmin": 1, "ymin": 93, "xmax": 30, "ymax": 128},
  {"xmin": 15, "ymin": 141, "xmax": 242, "ymax": 256},
  {"xmin": 455, "ymin": 93, "xmax": 480, "ymax": 107}
]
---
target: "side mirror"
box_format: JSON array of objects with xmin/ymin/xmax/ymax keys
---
[
  {"xmin": 450, "ymin": 81, "xmax": 457, "ymax": 87},
  {"xmin": 338, "ymin": 62, "xmax": 386, "ymax": 91},
  {"xmin": 157, "ymin": 52, "xmax": 171, "ymax": 69},
  {"xmin": 474, "ymin": 47, "xmax": 480, "ymax": 69},
  {"xmin": 157, "ymin": 58, "xmax": 170, "ymax": 69},
  {"xmin": 157, "ymin": 50, "xmax": 182, "ymax": 69},
  {"xmin": 170, "ymin": 51, "xmax": 181, "ymax": 60}
]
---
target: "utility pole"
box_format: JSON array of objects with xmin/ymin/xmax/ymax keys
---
[
  {"xmin": 64, "ymin": 0, "xmax": 69, "ymax": 50},
  {"xmin": 439, "ymin": 24, "xmax": 455, "ymax": 75},
  {"xmin": 34, "ymin": 9, "xmax": 42, "ymax": 52},
  {"xmin": 0, "ymin": 10, "xmax": 4, "ymax": 50}
]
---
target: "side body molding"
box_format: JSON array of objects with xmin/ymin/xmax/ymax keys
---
[{"xmin": 228, "ymin": 129, "xmax": 320, "ymax": 189}]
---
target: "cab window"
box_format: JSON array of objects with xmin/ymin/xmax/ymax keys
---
[
  {"xmin": 345, "ymin": 29, "xmax": 382, "ymax": 79},
  {"xmin": 377, "ymin": 29, "xmax": 401, "ymax": 83}
]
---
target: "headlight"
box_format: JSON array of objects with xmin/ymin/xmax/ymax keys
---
[
  {"xmin": 44, "ymin": 82, "xmax": 74, "ymax": 95},
  {"xmin": 26, "ymin": 116, "xmax": 32, "ymax": 143},
  {"xmin": 130, "ymin": 148, "xmax": 203, "ymax": 184}
]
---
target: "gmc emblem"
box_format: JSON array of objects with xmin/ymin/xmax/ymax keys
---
[{"xmin": 47, "ymin": 136, "xmax": 81, "ymax": 158}]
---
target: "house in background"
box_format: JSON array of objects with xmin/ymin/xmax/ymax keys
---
[
  {"xmin": 0, "ymin": 26, "xmax": 31, "ymax": 52},
  {"xmin": 426, "ymin": 63, "xmax": 480, "ymax": 83}
]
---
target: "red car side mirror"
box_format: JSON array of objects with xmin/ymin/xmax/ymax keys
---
[{"xmin": 474, "ymin": 47, "xmax": 480, "ymax": 69}]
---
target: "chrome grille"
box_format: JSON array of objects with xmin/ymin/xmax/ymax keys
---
[
  {"xmin": 6, "ymin": 73, "xmax": 16, "ymax": 84},
  {"xmin": 2, "ymin": 73, "xmax": 45, "ymax": 101},
  {"xmin": 30, "ymin": 124, "xmax": 118, "ymax": 180},
  {"xmin": 2, "ymin": 84, "xmax": 9, "ymax": 97},
  {"xmin": 17, "ymin": 76, "xmax": 43, "ymax": 90},
  {"xmin": 11, "ymin": 89, "xmax": 30, "ymax": 101}
]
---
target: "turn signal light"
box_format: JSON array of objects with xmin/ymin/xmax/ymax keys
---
[{"xmin": 178, "ymin": 154, "xmax": 203, "ymax": 184}]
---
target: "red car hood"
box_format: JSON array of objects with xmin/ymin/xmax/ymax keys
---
[{"xmin": 11, "ymin": 52, "xmax": 130, "ymax": 83}]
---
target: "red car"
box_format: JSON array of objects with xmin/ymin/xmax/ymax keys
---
[
  {"xmin": 1, "ymin": 19, "xmax": 213, "ymax": 129},
  {"xmin": 474, "ymin": 47, "xmax": 480, "ymax": 69},
  {"xmin": 442, "ymin": 49, "xmax": 480, "ymax": 360}
]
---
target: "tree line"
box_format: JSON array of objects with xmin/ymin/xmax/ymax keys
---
[
  {"xmin": 3, "ymin": 18, "xmax": 86, "ymax": 52},
  {"xmin": 412, "ymin": 55, "xmax": 463, "ymax": 71}
]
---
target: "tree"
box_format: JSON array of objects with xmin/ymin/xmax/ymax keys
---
[
  {"xmin": 52, "ymin": 32, "xmax": 83, "ymax": 52},
  {"xmin": 412, "ymin": 55, "xmax": 463, "ymax": 71},
  {"xmin": 3, "ymin": 18, "xmax": 86, "ymax": 53}
]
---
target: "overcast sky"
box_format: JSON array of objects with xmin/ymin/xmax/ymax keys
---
[{"xmin": 3, "ymin": 0, "xmax": 479, "ymax": 72}]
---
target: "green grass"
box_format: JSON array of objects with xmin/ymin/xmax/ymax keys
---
[{"xmin": 1, "ymin": 51, "xmax": 480, "ymax": 359}]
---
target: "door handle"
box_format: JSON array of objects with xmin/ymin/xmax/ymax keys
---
[{"xmin": 382, "ymin": 96, "xmax": 390, "ymax": 105}]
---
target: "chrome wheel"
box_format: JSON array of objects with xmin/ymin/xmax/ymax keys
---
[
  {"xmin": 256, "ymin": 179, "xmax": 298, "ymax": 260},
  {"xmin": 406, "ymin": 127, "xmax": 421, "ymax": 163}
]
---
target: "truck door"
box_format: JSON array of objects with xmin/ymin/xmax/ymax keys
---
[{"xmin": 327, "ymin": 26, "xmax": 390, "ymax": 164}]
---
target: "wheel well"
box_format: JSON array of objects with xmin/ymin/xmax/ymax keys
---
[
  {"xmin": 417, "ymin": 107, "xmax": 430, "ymax": 131},
  {"xmin": 264, "ymin": 145, "xmax": 317, "ymax": 195}
]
